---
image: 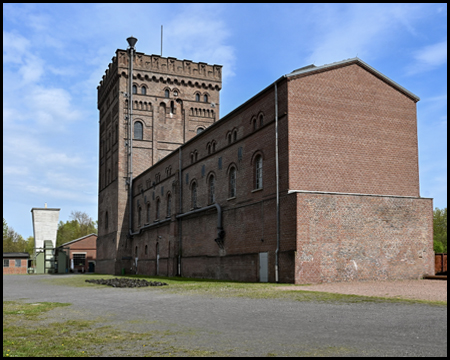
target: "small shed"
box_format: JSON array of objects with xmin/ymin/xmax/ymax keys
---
[
  {"xmin": 58, "ymin": 234, "xmax": 97, "ymax": 273},
  {"xmin": 3, "ymin": 252, "xmax": 30, "ymax": 274}
]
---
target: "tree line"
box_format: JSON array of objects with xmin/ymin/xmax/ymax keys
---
[{"xmin": 3, "ymin": 211, "xmax": 98, "ymax": 255}]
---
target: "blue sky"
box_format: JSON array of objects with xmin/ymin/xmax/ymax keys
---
[{"xmin": 3, "ymin": 3, "xmax": 447, "ymax": 238}]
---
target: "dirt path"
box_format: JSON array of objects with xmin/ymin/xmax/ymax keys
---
[{"xmin": 278, "ymin": 279, "xmax": 447, "ymax": 302}]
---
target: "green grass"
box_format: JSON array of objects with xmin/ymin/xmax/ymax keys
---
[
  {"xmin": 3, "ymin": 300, "xmax": 229, "ymax": 357},
  {"xmin": 42, "ymin": 273, "xmax": 447, "ymax": 306}
]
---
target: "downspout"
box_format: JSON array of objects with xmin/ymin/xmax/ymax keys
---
[
  {"xmin": 275, "ymin": 82, "xmax": 280, "ymax": 283},
  {"xmin": 178, "ymin": 147, "xmax": 182, "ymax": 276},
  {"xmin": 127, "ymin": 38, "xmax": 137, "ymax": 237}
]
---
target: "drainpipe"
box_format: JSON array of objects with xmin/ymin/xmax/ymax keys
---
[
  {"xmin": 178, "ymin": 147, "xmax": 182, "ymax": 276},
  {"xmin": 275, "ymin": 82, "xmax": 280, "ymax": 283},
  {"xmin": 127, "ymin": 36, "xmax": 137, "ymax": 237}
]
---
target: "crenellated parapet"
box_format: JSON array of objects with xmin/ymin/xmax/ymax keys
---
[{"xmin": 98, "ymin": 49, "xmax": 222, "ymax": 107}]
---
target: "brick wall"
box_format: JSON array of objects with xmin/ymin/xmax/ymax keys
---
[
  {"xmin": 295, "ymin": 193, "xmax": 434, "ymax": 283},
  {"xmin": 287, "ymin": 63, "xmax": 420, "ymax": 197},
  {"xmin": 3, "ymin": 258, "xmax": 28, "ymax": 274}
]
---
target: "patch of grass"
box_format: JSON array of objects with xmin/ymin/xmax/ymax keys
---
[
  {"xmin": 41, "ymin": 274, "xmax": 447, "ymax": 306},
  {"xmin": 3, "ymin": 300, "xmax": 230, "ymax": 357}
]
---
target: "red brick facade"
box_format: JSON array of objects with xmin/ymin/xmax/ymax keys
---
[
  {"xmin": 96, "ymin": 55, "xmax": 434, "ymax": 283},
  {"xmin": 60, "ymin": 234, "xmax": 97, "ymax": 273},
  {"xmin": 3, "ymin": 253, "xmax": 29, "ymax": 274}
]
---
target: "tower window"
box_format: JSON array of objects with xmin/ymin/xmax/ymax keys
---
[
  {"xmin": 208, "ymin": 175, "xmax": 215, "ymax": 204},
  {"xmin": 197, "ymin": 127, "xmax": 204, "ymax": 134},
  {"xmin": 141, "ymin": 86, "xmax": 146, "ymax": 95},
  {"xmin": 132, "ymin": 85, "xmax": 137, "ymax": 94},
  {"xmin": 134, "ymin": 121, "xmax": 143, "ymax": 140},
  {"xmin": 191, "ymin": 182, "xmax": 197, "ymax": 209},
  {"xmin": 195, "ymin": 93, "xmax": 200, "ymax": 102},
  {"xmin": 229, "ymin": 167, "xmax": 236, "ymax": 198},
  {"xmin": 255, "ymin": 155, "xmax": 263, "ymax": 189},
  {"xmin": 165, "ymin": 89, "xmax": 170, "ymax": 98},
  {"xmin": 204, "ymin": 94, "xmax": 208, "ymax": 102}
]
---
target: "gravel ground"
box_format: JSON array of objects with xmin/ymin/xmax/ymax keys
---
[
  {"xmin": 3, "ymin": 275, "xmax": 448, "ymax": 357},
  {"xmin": 278, "ymin": 279, "xmax": 447, "ymax": 302}
]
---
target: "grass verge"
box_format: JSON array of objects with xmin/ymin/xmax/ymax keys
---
[{"xmin": 41, "ymin": 274, "xmax": 446, "ymax": 306}]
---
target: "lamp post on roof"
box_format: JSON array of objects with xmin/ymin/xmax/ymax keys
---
[{"xmin": 127, "ymin": 36, "xmax": 137, "ymax": 238}]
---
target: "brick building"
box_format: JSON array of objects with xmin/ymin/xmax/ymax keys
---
[
  {"xmin": 3, "ymin": 253, "xmax": 30, "ymax": 274},
  {"xmin": 96, "ymin": 45, "xmax": 433, "ymax": 283},
  {"xmin": 58, "ymin": 234, "xmax": 97, "ymax": 273}
]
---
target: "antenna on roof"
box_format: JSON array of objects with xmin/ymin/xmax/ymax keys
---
[{"xmin": 161, "ymin": 25, "xmax": 163, "ymax": 56}]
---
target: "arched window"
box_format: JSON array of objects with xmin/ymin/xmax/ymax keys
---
[
  {"xmin": 132, "ymin": 85, "xmax": 137, "ymax": 94},
  {"xmin": 233, "ymin": 129, "xmax": 237, "ymax": 142},
  {"xmin": 204, "ymin": 94, "xmax": 208, "ymax": 102},
  {"xmin": 197, "ymin": 127, "xmax": 204, "ymax": 134},
  {"xmin": 170, "ymin": 101, "xmax": 174, "ymax": 114},
  {"xmin": 165, "ymin": 89, "xmax": 170, "ymax": 98},
  {"xmin": 195, "ymin": 93, "xmax": 200, "ymax": 102},
  {"xmin": 212, "ymin": 141, "xmax": 216, "ymax": 153},
  {"xmin": 145, "ymin": 245, "xmax": 148, "ymax": 255},
  {"xmin": 167, "ymin": 193, "xmax": 172, "ymax": 217},
  {"xmin": 255, "ymin": 155, "xmax": 263, "ymax": 189},
  {"xmin": 253, "ymin": 118, "xmax": 257, "ymax": 131},
  {"xmin": 134, "ymin": 121, "xmax": 143, "ymax": 140},
  {"xmin": 259, "ymin": 114, "xmax": 264, "ymax": 127},
  {"xmin": 208, "ymin": 175, "xmax": 215, "ymax": 204},
  {"xmin": 229, "ymin": 167, "xmax": 236, "ymax": 198},
  {"xmin": 156, "ymin": 198, "xmax": 160, "ymax": 220},
  {"xmin": 228, "ymin": 133, "xmax": 232, "ymax": 144},
  {"xmin": 190, "ymin": 153, "xmax": 194, "ymax": 164},
  {"xmin": 191, "ymin": 182, "xmax": 197, "ymax": 209},
  {"xmin": 105, "ymin": 211, "xmax": 108, "ymax": 230},
  {"xmin": 194, "ymin": 151, "xmax": 198, "ymax": 162},
  {"xmin": 138, "ymin": 206, "xmax": 142, "ymax": 226},
  {"xmin": 141, "ymin": 86, "xmax": 146, "ymax": 95}
]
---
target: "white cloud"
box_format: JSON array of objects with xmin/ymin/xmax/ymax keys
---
[
  {"xmin": 406, "ymin": 40, "xmax": 447, "ymax": 75},
  {"xmin": 165, "ymin": 4, "xmax": 236, "ymax": 81},
  {"xmin": 304, "ymin": 4, "xmax": 426, "ymax": 65}
]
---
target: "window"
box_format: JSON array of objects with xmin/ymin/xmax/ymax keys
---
[
  {"xmin": 73, "ymin": 254, "xmax": 86, "ymax": 266},
  {"xmin": 145, "ymin": 245, "xmax": 148, "ymax": 255},
  {"xmin": 105, "ymin": 211, "xmax": 108, "ymax": 230},
  {"xmin": 138, "ymin": 206, "xmax": 142, "ymax": 226},
  {"xmin": 132, "ymin": 85, "xmax": 137, "ymax": 94},
  {"xmin": 233, "ymin": 129, "xmax": 237, "ymax": 142},
  {"xmin": 156, "ymin": 198, "xmax": 160, "ymax": 220},
  {"xmin": 195, "ymin": 93, "xmax": 200, "ymax": 102},
  {"xmin": 197, "ymin": 127, "xmax": 204, "ymax": 134},
  {"xmin": 15, "ymin": 259, "xmax": 22, "ymax": 267},
  {"xmin": 204, "ymin": 94, "xmax": 208, "ymax": 102},
  {"xmin": 170, "ymin": 101, "xmax": 174, "ymax": 114},
  {"xmin": 167, "ymin": 194, "xmax": 172, "ymax": 217},
  {"xmin": 208, "ymin": 175, "xmax": 215, "ymax": 204},
  {"xmin": 3, "ymin": 259, "xmax": 9, "ymax": 268},
  {"xmin": 253, "ymin": 118, "xmax": 257, "ymax": 131},
  {"xmin": 165, "ymin": 89, "xmax": 170, "ymax": 98},
  {"xmin": 259, "ymin": 114, "xmax": 264, "ymax": 127},
  {"xmin": 146, "ymin": 203, "xmax": 150, "ymax": 224},
  {"xmin": 229, "ymin": 167, "xmax": 236, "ymax": 198},
  {"xmin": 255, "ymin": 155, "xmax": 263, "ymax": 189},
  {"xmin": 141, "ymin": 86, "xmax": 146, "ymax": 95},
  {"xmin": 191, "ymin": 182, "xmax": 197, "ymax": 208},
  {"xmin": 228, "ymin": 133, "xmax": 232, "ymax": 144},
  {"xmin": 134, "ymin": 121, "xmax": 143, "ymax": 140},
  {"xmin": 212, "ymin": 141, "xmax": 216, "ymax": 153}
]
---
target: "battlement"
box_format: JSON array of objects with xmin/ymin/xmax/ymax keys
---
[{"xmin": 98, "ymin": 50, "xmax": 221, "ymax": 89}]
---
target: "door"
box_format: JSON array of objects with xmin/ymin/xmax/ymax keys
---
[
  {"xmin": 156, "ymin": 243, "xmax": 160, "ymax": 276},
  {"xmin": 259, "ymin": 252, "xmax": 268, "ymax": 282}
]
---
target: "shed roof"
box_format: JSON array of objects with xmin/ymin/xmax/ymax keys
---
[
  {"xmin": 3, "ymin": 252, "xmax": 30, "ymax": 259},
  {"xmin": 58, "ymin": 233, "xmax": 98, "ymax": 248}
]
